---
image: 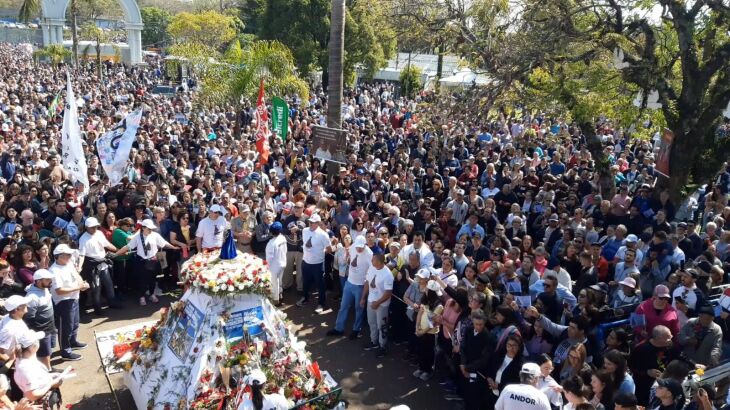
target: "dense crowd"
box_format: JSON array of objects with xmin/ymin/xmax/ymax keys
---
[{"xmin": 0, "ymin": 42, "xmax": 728, "ymax": 409}]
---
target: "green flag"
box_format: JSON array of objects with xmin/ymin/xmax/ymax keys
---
[
  {"xmin": 271, "ymin": 96, "xmax": 289, "ymax": 141},
  {"xmin": 48, "ymin": 93, "xmax": 61, "ymax": 118}
]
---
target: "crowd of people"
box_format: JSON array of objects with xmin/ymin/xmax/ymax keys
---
[{"xmin": 0, "ymin": 41, "xmax": 728, "ymax": 409}]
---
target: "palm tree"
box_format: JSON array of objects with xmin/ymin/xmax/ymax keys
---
[
  {"xmin": 18, "ymin": 0, "xmax": 40, "ymax": 23},
  {"xmin": 33, "ymin": 44, "xmax": 72, "ymax": 66},
  {"xmin": 19, "ymin": 0, "xmax": 79, "ymax": 67},
  {"xmin": 326, "ymin": 0, "xmax": 345, "ymax": 129}
]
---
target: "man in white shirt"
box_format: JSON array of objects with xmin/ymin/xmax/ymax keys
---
[
  {"xmin": 50, "ymin": 244, "xmax": 89, "ymax": 361},
  {"xmin": 265, "ymin": 222, "xmax": 287, "ymax": 305},
  {"xmin": 0, "ymin": 295, "xmax": 39, "ymax": 363},
  {"xmin": 399, "ymin": 232, "xmax": 434, "ymax": 268},
  {"xmin": 672, "ymin": 269, "xmax": 702, "ymax": 316},
  {"xmin": 495, "ymin": 362, "xmax": 551, "ymax": 410},
  {"xmin": 297, "ymin": 214, "xmax": 332, "ymax": 312},
  {"xmin": 117, "ymin": 219, "xmax": 178, "ymax": 306},
  {"xmin": 328, "ymin": 235, "xmax": 372, "ymax": 339},
  {"xmin": 77, "ymin": 217, "xmax": 118, "ymax": 315},
  {"xmin": 614, "ymin": 234, "xmax": 644, "ymax": 266},
  {"xmin": 196, "ymin": 204, "xmax": 228, "ymax": 251},
  {"xmin": 361, "ymin": 253, "xmax": 393, "ymax": 357}
]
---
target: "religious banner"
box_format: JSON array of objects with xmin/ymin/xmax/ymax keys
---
[
  {"xmin": 311, "ymin": 125, "xmax": 347, "ymax": 164},
  {"xmin": 96, "ymin": 109, "xmax": 143, "ymax": 187},
  {"xmin": 61, "ymin": 75, "xmax": 89, "ymax": 193},
  {"xmin": 655, "ymin": 127, "xmax": 674, "ymax": 178}
]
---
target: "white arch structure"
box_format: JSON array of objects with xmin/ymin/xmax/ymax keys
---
[{"xmin": 40, "ymin": 0, "xmax": 143, "ymax": 64}]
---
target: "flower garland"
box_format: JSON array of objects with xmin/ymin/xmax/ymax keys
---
[{"xmin": 179, "ymin": 250, "xmax": 271, "ymax": 297}]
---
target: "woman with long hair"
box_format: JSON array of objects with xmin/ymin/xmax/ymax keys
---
[
  {"xmin": 559, "ymin": 343, "xmax": 593, "ymax": 384},
  {"xmin": 590, "ymin": 370, "xmax": 615, "ymax": 410},
  {"xmin": 562, "ymin": 375, "xmax": 593, "ymax": 410},
  {"xmin": 602, "ymin": 349, "xmax": 634, "ymax": 394},
  {"xmin": 12, "ymin": 244, "xmax": 37, "ymax": 286},
  {"xmin": 99, "ymin": 211, "xmax": 117, "ymax": 242},
  {"xmin": 413, "ymin": 281, "xmax": 444, "ymax": 381},
  {"xmin": 33, "ymin": 242, "xmax": 51, "ymax": 270}
]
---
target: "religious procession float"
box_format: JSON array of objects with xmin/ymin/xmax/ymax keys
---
[{"xmin": 106, "ymin": 233, "xmax": 342, "ymax": 410}]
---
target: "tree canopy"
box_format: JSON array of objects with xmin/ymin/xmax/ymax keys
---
[
  {"xmin": 167, "ymin": 10, "xmax": 238, "ymax": 50},
  {"xmin": 141, "ymin": 6, "xmax": 172, "ymax": 47}
]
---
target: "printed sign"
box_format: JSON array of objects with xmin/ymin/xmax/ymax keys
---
[
  {"xmin": 225, "ymin": 305, "xmax": 266, "ymax": 342},
  {"xmin": 311, "ymin": 125, "xmax": 347, "ymax": 164},
  {"xmin": 168, "ymin": 302, "xmax": 205, "ymax": 360}
]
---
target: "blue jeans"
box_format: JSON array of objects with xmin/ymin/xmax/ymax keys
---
[
  {"xmin": 302, "ymin": 261, "xmax": 326, "ymax": 306},
  {"xmin": 55, "ymin": 298, "xmax": 80, "ymax": 356},
  {"xmin": 334, "ymin": 281, "xmax": 365, "ymax": 332}
]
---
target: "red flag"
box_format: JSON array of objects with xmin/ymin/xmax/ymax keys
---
[{"xmin": 254, "ymin": 78, "xmax": 270, "ymax": 166}]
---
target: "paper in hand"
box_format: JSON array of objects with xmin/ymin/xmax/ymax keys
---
[{"xmin": 629, "ymin": 313, "xmax": 646, "ymax": 328}]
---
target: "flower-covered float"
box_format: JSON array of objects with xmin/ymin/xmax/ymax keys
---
[{"xmin": 116, "ymin": 233, "xmax": 342, "ymax": 410}]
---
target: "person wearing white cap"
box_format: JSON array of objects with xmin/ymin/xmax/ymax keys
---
[
  {"xmin": 297, "ymin": 213, "xmax": 332, "ymax": 312},
  {"xmin": 362, "ymin": 253, "xmax": 393, "ymax": 357},
  {"xmin": 116, "ymin": 219, "xmax": 179, "ymax": 306},
  {"xmin": 615, "ymin": 234, "xmax": 644, "ymax": 266},
  {"xmin": 13, "ymin": 330, "xmax": 63, "ymax": 406},
  {"xmin": 494, "ymin": 362, "xmax": 551, "ymax": 410},
  {"xmin": 236, "ymin": 368, "xmax": 289, "ymax": 410},
  {"xmin": 327, "ymin": 235, "xmax": 373, "ymax": 338},
  {"xmin": 0, "ymin": 295, "xmax": 35, "ymax": 363},
  {"xmin": 50, "ymin": 244, "xmax": 89, "ymax": 361},
  {"xmin": 195, "ymin": 204, "xmax": 228, "ymax": 251},
  {"xmin": 78, "ymin": 216, "xmax": 119, "ymax": 315},
  {"xmin": 24, "ymin": 269, "xmax": 56, "ymax": 369}
]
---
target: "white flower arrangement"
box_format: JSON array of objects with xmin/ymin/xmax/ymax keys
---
[{"xmin": 179, "ymin": 250, "xmax": 272, "ymax": 296}]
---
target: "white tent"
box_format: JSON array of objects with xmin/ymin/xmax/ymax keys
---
[{"xmin": 438, "ymin": 69, "xmax": 493, "ymax": 89}]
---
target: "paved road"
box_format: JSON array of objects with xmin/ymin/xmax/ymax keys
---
[{"xmin": 59, "ymin": 289, "xmax": 453, "ymax": 410}]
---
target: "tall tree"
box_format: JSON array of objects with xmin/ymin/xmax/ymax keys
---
[
  {"xmin": 167, "ymin": 10, "xmax": 237, "ymax": 50},
  {"xmin": 327, "ymin": 0, "xmax": 345, "ymax": 128},
  {"xmin": 140, "ymin": 6, "xmax": 171, "ymax": 47}
]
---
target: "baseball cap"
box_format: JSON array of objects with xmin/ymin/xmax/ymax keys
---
[
  {"xmin": 85, "ymin": 217, "xmax": 100, "ymax": 228},
  {"xmin": 53, "ymin": 244, "xmax": 75, "ymax": 255},
  {"xmin": 140, "ymin": 219, "xmax": 157, "ymax": 230},
  {"xmin": 269, "ymin": 221, "xmax": 282, "ymax": 234},
  {"xmin": 520, "ymin": 362, "xmax": 541, "ymax": 377},
  {"xmin": 244, "ymin": 368, "xmax": 266, "ymax": 385},
  {"xmin": 17, "ymin": 330, "xmax": 45, "ymax": 349},
  {"xmin": 656, "ymin": 378, "xmax": 683, "ymax": 398},
  {"xmin": 549, "ymin": 214, "xmax": 559, "ymax": 222},
  {"xmin": 426, "ymin": 279, "xmax": 442, "ymax": 296},
  {"xmin": 33, "ymin": 269, "xmax": 54, "ymax": 281},
  {"xmin": 626, "ymin": 234, "xmax": 638, "ymax": 243},
  {"xmin": 210, "ymin": 204, "xmax": 226, "ymax": 215},
  {"xmin": 415, "ymin": 269, "xmax": 431, "ymax": 279},
  {"xmin": 654, "ymin": 284, "xmax": 671, "ymax": 299},
  {"xmin": 618, "ymin": 277, "xmax": 636, "ymax": 289},
  {"xmin": 4, "ymin": 295, "xmax": 30, "ymax": 311},
  {"xmin": 309, "ymin": 214, "xmax": 322, "ymax": 223},
  {"xmin": 354, "ymin": 236, "xmax": 366, "ymax": 248},
  {"xmin": 697, "ymin": 304, "xmax": 715, "ymax": 316},
  {"xmin": 589, "ymin": 282, "xmax": 609, "ymax": 294}
]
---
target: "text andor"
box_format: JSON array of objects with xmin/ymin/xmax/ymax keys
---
[{"xmin": 509, "ymin": 393, "xmax": 536, "ymax": 405}]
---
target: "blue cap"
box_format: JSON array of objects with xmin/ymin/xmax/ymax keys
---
[
  {"xmin": 356, "ymin": 168, "xmax": 365, "ymax": 175},
  {"xmin": 250, "ymin": 172, "xmax": 261, "ymax": 181},
  {"xmin": 270, "ymin": 222, "xmax": 283, "ymax": 233}
]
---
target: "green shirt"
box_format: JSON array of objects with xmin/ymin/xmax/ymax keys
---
[{"xmin": 111, "ymin": 228, "xmax": 132, "ymax": 261}]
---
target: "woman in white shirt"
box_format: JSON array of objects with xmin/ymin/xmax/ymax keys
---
[
  {"xmin": 13, "ymin": 332, "xmax": 63, "ymax": 407},
  {"xmin": 115, "ymin": 219, "xmax": 178, "ymax": 306},
  {"xmin": 535, "ymin": 354, "xmax": 563, "ymax": 408}
]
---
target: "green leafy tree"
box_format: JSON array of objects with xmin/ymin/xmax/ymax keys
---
[
  {"xmin": 18, "ymin": 0, "xmax": 40, "ymax": 23},
  {"xmin": 141, "ymin": 6, "xmax": 171, "ymax": 47},
  {"xmin": 79, "ymin": 22, "xmax": 118, "ymax": 77},
  {"xmin": 254, "ymin": 0, "xmax": 395, "ymax": 83},
  {"xmin": 33, "ymin": 44, "xmax": 72, "ymax": 66},
  {"xmin": 167, "ymin": 10, "xmax": 237, "ymax": 50},
  {"xmin": 399, "ymin": 65, "xmax": 422, "ymax": 99}
]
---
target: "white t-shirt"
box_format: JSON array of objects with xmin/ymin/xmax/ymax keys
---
[
  {"xmin": 347, "ymin": 245, "xmax": 373, "ymax": 286},
  {"xmin": 238, "ymin": 392, "xmax": 290, "ymax": 410},
  {"xmin": 50, "ymin": 262, "xmax": 82, "ymax": 303},
  {"xmin": 365, "ymin": 265, "xmax": 394, "ymax": 305},
  {"xmin": 196, "ymin": 216, "xmax": 227, "ymax": 249},
  {"xmin": 14, "ymin": 356, "xmax": 55, "ymax": 395},
  {"xmin": 302, "ymin": 227, "xmax": 329, "ymax": 264},
  {"xmin": 128, "ymin": 231, "xmax": 171, "ymax": 260},
  {"xmin": 0, "ymin": 316, "xmax": 31, "ymax": 355},
  {"xmin": 265, "ymin": 234, "xmax": 287, "ymax": 273},
  {"xmin": 78, "ymin": 230, "xmax": 112, "ymax": 259},
  {"xmin": 495, "ymin": 383, "xmax": 552, "ymax": 410},
  {"xmin": 399, "ymin": 243, "xmax": 434, "ymax": 268}
]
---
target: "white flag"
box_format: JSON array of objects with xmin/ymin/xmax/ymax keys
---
[
  {"xmin": 96, "ymin": 109, "xmax": 143, "ymax": 187},
  {"xmin": 61, "ymin": 75, "xmax": 89, "ymax": 193}
]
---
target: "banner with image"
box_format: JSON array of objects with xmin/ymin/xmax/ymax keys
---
[
  {"xmin": 655, "ymin": 127, "xmax": 674, "ymax": 178},
  {"xmin": 61, "ymin": 75, "xmax": 89, "ymax": 193},
  {"xmin": 311, "ymin": 125, "xmax": 347, "ymax": 164},
  {"xmin": 96, "ymin": 109, "xmax": 143, "ymax": 187}
]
